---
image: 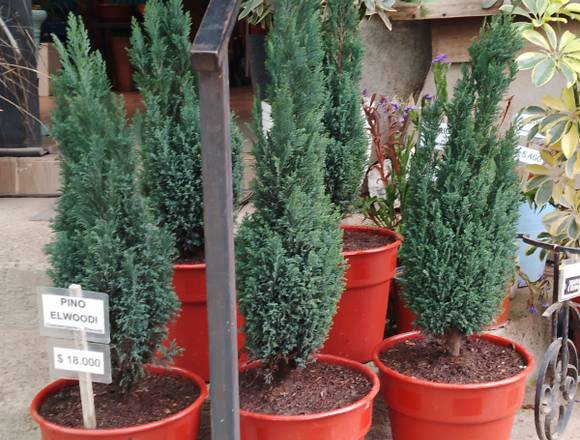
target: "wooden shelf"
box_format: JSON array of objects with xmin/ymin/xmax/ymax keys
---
[{"xmin": 391, "ymin": 0, "xmax": 500, "ymax": 21}]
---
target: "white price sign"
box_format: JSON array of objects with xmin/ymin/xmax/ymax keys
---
[
  {"xmin": 48, "ymin": 339, "xmax": 112, "ymax": 384},
  {"xmin": 559, "ymin": 259, "xmax": 580, "ymax": 302},
  {"xmin": 39, "ymin": 287, "xmax": 110, "ymax": 343},
  {"xmin": 54, "ymin": 347, "xmax": 104, "ymax": 375}
]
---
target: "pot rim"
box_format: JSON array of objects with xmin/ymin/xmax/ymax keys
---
[
  {"xmin": 30, "ymin": 365, "xmax": 208, "ymax": 436},
  {"xmin": 174, "ymin": 261, "xmax": 206, "ymax": 271},
  {"xmin": 341, "ymin": 224, "xmax": 402, "ymax": 257},
  {"xmin": 372, "ymin": 331, "xmax": 535, "ymax": 391},
  {"xmin": 238, "ymin": 353, "xmax": 380, "ymax": 422}
]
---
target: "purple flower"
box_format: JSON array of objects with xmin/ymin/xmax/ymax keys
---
[
  {"xmin": 391, "ymin": 102, "xmax": 400, "ymax": 112},
  {"xmin": 424, "ymin": 94, "xmax": 433, "ymax": 101},
  {"xmin": 432, "ymin": 53, "xmax": 451, "ymax": 64},
  {"xmin": 362, "ymin": 88, "xmax": 369, "ymax": 98},
  {"xmin": 404, "ymin": 104, "xmax": 417, "ymax": 113},
  {"xmin": 528, "ymin": 305, "xmax": 538, "ymax": 314}
]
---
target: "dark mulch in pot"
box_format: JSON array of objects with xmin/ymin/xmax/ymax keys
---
[
  {"xmin": 380, "ymin": 337, "xmax": 527, "ymax": 384},
  {"xmin": 239, "ymin": 361, "xmax": 372, "ymax": 415},
  {"xmin": 38, "ymin": 372, "xmax": 200, "ymax": 429},
  {"xmin": 176, "ymin": 248, "xmax": 205, "ymax": 265},
  {"xmin": 343, "ymin": 228, "xmax": 395, "ymax": 252}
]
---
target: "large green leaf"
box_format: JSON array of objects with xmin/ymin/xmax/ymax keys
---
[
  {"xmin": 532, "ymin": 56, "xmax": 557, "ymax": 86},
  {"xmin": 535, "ymin": 179, "xmax": 554, "ymax": 206}
]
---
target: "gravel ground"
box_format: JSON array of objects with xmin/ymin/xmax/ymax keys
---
[{"xmin": 1, "ymin": 198, "xmax": 578, "ymax": 440}]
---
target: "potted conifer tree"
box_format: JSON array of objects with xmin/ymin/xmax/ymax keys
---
[
  {"xmin": 236, "ymin": 1, "xmax": 379, "ymax": 438},
  {"xmin": 30, "ymin": 16, "xmax": 207, "ymax": 438},
  {"xmin": 129, "ymin": 0, "xmax": 243, "ymax": 382},
  {"xmin": 372, "ymin": 16, "xmax": 534, "ymax": 440},
  {"xmin": 319, "ymin": 0, "xmax": 401, "ymax": 363}
]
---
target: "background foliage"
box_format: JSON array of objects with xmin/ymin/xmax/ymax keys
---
[
  {"xmin": 130, "ymin": 0, "xmax": 242, "ymax": 261},
  {"xmin": 322, "ymin": 0, "xmax": 368, "ymax": 214},
  {"xmin": 504, "ymin": 0, "xmax": 580, "ymax": 252}
]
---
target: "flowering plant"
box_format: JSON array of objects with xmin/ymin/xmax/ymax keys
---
[{"xmin": 360, "ymin": 92, "xmax": 417, "ymax": 231}]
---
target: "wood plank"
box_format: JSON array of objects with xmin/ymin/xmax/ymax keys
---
[
  {"xmin": 431, "ymin": 19, "xmax": 580, "ymax": 63},
  {"xmin": 391, "ymin": 0, "xmax": 499, "ymax": 21}
]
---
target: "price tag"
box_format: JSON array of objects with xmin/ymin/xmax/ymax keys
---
[
  {"xmin": 48, "ymin": 339, "xmax": 112, "ymax": 384},
  {"xmin": 559, "ymin": 259, "xmax": 580, "ymax": 302},
  {"xmin": 39, "ymin": 287, "xmax": 110, "ymax": 343}
]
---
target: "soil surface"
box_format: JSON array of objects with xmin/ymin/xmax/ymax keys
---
[
  {"xmin": 343, "ymin": 229, "xmax": 395, "ymax": 252},
  {"xmin": 38, "ymin": 372, "xmax": 200, "ymax": 429},
  {"xmin": 177, "ymin": 247, "xmax": 205, "ymax": 264},
  {"xmin": 380, "ymin": 337, "xmax": 527, "ymax": 384},
  {"xmin": 239, "ymin": 361, "xmax": 372, "ymax": 415}
]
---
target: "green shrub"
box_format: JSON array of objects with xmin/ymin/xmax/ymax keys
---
[
  {"xmin": 130, "ymin": 0, "xmax": 242, "ymax": 260},
  {"xmin": 236, "ymin": 0, "xmax": 344, "ymax": 372},
  {"xmin": 400, "ymin": 16, "xmax": 522, "ymax": 356},
  {"xmin": 322, "ymin": 0, "xmax": 368, "ymax": 214},
  {"xmin": 47, "ymin": 16, "xmax": 179, "ymax": 391}
]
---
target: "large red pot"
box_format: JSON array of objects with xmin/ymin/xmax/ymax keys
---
[
  {"xmin": 169, "ymin": 263, "xmax": 245, "ymax": 381},
  {"xmin": 30, "ymin": 366, "xmax": 208, "ymax": 440},
  {"xmin": 373, "ymin": 331, "xmax": 534, "ymax": 440},
  {"xmin": 240, "ymin": 354, "xmax": 379, "ymax": 440},
  {"xmin": 321, "ymin": 225, "xmax": 401, "ymax": 362}
]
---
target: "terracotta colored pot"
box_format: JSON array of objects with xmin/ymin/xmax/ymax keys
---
[
  {"xmin": 373, "ymin": 331, "xmax": 534, "ymax": 440},
  {"xmin": 97, "ymin": 5, "xmax": 133, "ymax": 22},
  {"xmin": 30, "ymin": 366, "xmax": 208, "ymax": 440},
  {"xmin": 240, "ymin": 354, "xmax": 379, "ymax": 440},
  {"xmin": 321, "ymin": 225, "xmax": 401, "ymax": 363},
  {"xmin": 110, "ymin": 37, "xmax": 134, "ymax": 93},
  {"xmin": 169, "ymin": 263, "xmax": 245, "ymax": 381},
  {"xmin": 391, "ymin": 279, "xmax": 511, "ymax": 333}
]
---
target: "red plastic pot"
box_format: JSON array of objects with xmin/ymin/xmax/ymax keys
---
[
  {"xmin": 96, "ymin": 4, "xmax": 133, "ymax": 22},
  {"xmin": 110, "ymin": 37, "xmax": 134, "ymax": 93},
  {"xmin": 392, "ymin": 280, "xmax": 511, "ymax": 333},
  {"xmin": 321, "ymin": 225, "xmax": 401, "ymax": 362},
  {"xmin": 169, "ymin": 263, "xmax": 245, "ymax": 381},
  {"xmin": 240, "ymin": 354, "xmax": 379, "ymax": 440},
  {"xmin": 30, "ymin": 365, "xmax": 208, "ymax": 440},
  {"xmin": 373, "ymin": 331, "xmax": 534, "ymax": 440}
]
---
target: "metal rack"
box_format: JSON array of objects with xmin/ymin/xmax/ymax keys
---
[{"xmin": 518, "ymin": 234, "xmax": 580, "ymax": 440}]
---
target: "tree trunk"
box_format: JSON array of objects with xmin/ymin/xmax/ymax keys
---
[{"xmin": 445, "ymin": 329, "xmax": 463, "ymax": 357}]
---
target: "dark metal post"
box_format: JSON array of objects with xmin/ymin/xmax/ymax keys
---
[{"xmin": 191, "ymin": 1, "xmax": 241, "ymax": 439}]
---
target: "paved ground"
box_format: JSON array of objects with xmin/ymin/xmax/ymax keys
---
[{"xmin": 1, "ymin": 197, "xmax": 579, "ymax": 439}]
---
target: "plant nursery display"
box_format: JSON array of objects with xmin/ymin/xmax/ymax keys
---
[
  {"xmin": 130, "ymin": 0, "xmax": 243, "ymax": 381},
  {"xmin": 318, "ymin": 0, "xmax": 402, "ymax": 363},
  {"xmin": 236, "ymin": 0, "xmax": 379, "ymax": 438},
  {"xmin": 372, "ymin": 16, "xmax": 534, "ymax": 440},
  {"xmin": 30, "ymin": 16, "xmax": 207, "ymax": 438}
]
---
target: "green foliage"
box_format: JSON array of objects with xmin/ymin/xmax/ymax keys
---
[
  {"xmin": 130, "ymin": 0, "xmax": 242, "ymax": 260},
  {"xmin": 47, "ymin": 15, "xmax": 179, "ymax": 391},
  {"xmin": 400, "ymin": 16, "xmax": 522, "ymax": 339},
  {"xmin": 503, "ymin": 1, "xmax": 580, "ymax": 251},
  {"xmin": 322, "ymin": 0, "xmax": 368, "ymax": 214},
  {"xmin": 236, "ymin": 0, "xmax": 344, "ymax": 370}
]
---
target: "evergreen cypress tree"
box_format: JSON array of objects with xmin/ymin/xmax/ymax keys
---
[
  {"xmin": 236, "ymin": 0, "xmax": 345, "ymax": 371},
  {"xmin": 400, "ymin": 16, "xmax": 522, "ymax": 356},
  {"xmin": 129, "ymin": 0, "xmax": 242, "ymax": 260},
  {"xmin": 47, "ymin": 16, "xmax": 179, "ymax": 391},
  {"xmin": 322, "ymin": 0, "xmax": 367, "ymax": 213}
]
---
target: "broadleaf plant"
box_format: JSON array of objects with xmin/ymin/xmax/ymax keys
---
[
  {"xmin": 504, "ymin": 0, "xmax": 580, "ymax": 250},
  {"xmin": 400, "ymin": 16, "xmax": 522, "ymax": 356},
  {"xmin": 130, "ymin": 0, "xmax": 242, "ymax": 261},
  {"xmin": 236, "ymin": 0, "xmax": 344, "ymax": 373},
  {"xmin": 47, "ymin": 15, "xmax": 179, "ymax": 391}
]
